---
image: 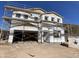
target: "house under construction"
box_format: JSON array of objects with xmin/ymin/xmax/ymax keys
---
[{"xmin": 3, "ymin": 5, "xmax": 65, "ymax": 43}]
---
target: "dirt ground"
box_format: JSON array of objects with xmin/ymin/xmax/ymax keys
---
[{"xmin": 0, "ymin": 41, "xmax": 79, "ymax": 58}]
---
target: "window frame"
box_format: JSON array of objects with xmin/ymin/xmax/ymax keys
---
[
  {"xmin": 23, "ymin": 14, "xmax": 29, "ymax": 19},
  {"xmin": 16, "ymin": 13, "xmax": 21, "ymax": 18},
  {"xmin": 34, "ymin": 17, "xmax": 39, "ymax": 21},
  {"xmin": 53, "ymin": 30, "xmax": 61, "ymax": 38},
  {"xmin": 31, "ymin": 13, "xmax": 39, "ymax": 21},
  {"xmin": 57, "ymin": 18, "xmax": 60, "ymax": 22},
  {"xmin": 45, "ymin": 16, "xmax": 48, "ymax": 21}
]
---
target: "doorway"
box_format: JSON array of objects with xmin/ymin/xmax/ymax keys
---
[{"xmin": 13, "ymin": 30, "xmax": 38, "ymax": 43}]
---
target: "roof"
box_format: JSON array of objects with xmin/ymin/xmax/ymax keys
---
[
  {"xmin": 29, "ymin": 8, "xmax": 63, "ymax": 18},
  {"xmin": 45, "ymin": 11, "xmax": 63, "ymax": 18},
  {"xmin": 5, "ymin": 6, "xmax": 63, "ymax": 18},
  {"xmin": 28, "ymin": 8, "xmax": 46, "ymax": 13}
]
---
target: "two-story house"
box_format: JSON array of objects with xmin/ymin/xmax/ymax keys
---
[{"xmin": 3, "ymin": 6, "xmax": 65, "ymax": 43}]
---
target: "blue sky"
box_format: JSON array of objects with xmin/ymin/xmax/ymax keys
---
[{"xmin": 0, "ymin": 1, "xmax": 79, "ymax": 30}]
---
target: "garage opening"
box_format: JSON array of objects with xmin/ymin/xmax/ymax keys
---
[{"xmin": 13, "ymin": 30, "xmax": 38, "ymax": 43}]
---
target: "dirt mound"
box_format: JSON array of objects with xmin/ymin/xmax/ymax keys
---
[{"xmin": 0, "ymin": 42, "xmax": 79, "ymax": 58}]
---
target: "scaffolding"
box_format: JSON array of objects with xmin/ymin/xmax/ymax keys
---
[{"xmin": 2, "ymin": 4, "xmax": 64, "ymax": 43}]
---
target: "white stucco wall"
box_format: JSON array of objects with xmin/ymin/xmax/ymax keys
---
[
  {"xmin": 12, "ymin": 11, "xmax": 42, "ymax": 21},
  {"xmin": 12, "ymin": 11, "xmax": 34, "ymax": 21},
  {"xmin": 41, "ymin": 13, "xmax": 63, "ymax": 23},
  {"xmin": 8, "ymin": 10, "xmax": 65, "ymax": 43}
]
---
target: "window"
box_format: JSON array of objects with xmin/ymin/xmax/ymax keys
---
[
  {"xmin": 57, "ymin": 18, "xmax": 60, "ymax": 22},
  {"xmin": 23, "ymin": 15, "xmax": 28, "ymax": 19},
  {"xmin": 43, "ymin": 32, "xmax": 48, "ymax": 37},
  {"xmin": 45, "ymin": 16, "xmax": 48, "ymax": 21},
  {"xmin": 16, "ymin": 14, "xmax": 21, "ymax": 18},
  {"xmin": 51, "ymin": 17, "xmax": 54, "ymax": 21},
  {"xmin": 31, "ymin": 13, "xmax": 39, "ymax": 20},
  {"xmin": 34, "ymin": 17, "xmax": 38, "ymax": 20},
  {"xmin": 31, "ymin": 13, "xmax": 38, "ymax": 16},
  {"xmin": 74, "ymin": 40, "xmax": 77, "ymax": 44},
  {"xmin": 53, "ymin": 30, "xmax": 61, "ymax": 38}
]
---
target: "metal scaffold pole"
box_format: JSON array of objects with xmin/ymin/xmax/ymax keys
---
[{"xmin": 0, "ymin": 6, "xmax": 6, "ymax": 41}]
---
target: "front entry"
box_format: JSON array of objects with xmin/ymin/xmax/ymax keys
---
[{"xmin": 13, "ymin": 30, "xmax": 38, "ymax": 43}]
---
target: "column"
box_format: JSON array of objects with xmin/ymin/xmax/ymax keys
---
[
  {"xmin": 38, "ymin": 23, "xmax": 44, "ymax": 43},
  {"xmin": 8, "ymin": 29, "xmax": 14, "ymax": 43},
  {"xmin": 38, "ymin": 30, "xmax": 42, "ymax": 43},
  {"xmin": 41, "ymin": 31, "xmax": 44, "ymax": 43}
]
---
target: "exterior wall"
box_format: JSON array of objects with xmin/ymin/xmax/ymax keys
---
[
  {"xmin": 10, "ymin": 26, "xmax": 38, "ymax": 31},
  {"xmin": 12, "ymin": 11, "xmax": 34, "ymax": 21},
  {"xmin": 9, "ymin": 25, "xmax": 65, "ymax": 43},
  {"xmin": 42, "ymin": 13, "xmax": 63, "ymax": 23},
  {"xmin": 8, "ymin": 25, "xmax": 39, "ymax": 43},
  {"xmin": 8, "ymin": 10, "xmax": 65, "ymax": 43},
  {"xmin": 12, "ymin": 11, "xmax": 40, "ymax": 21},
  {"xmin": 29, "ymin": 9, "xmax": 45, "ymax": 14},
  {"xmin": 48, "ymin": 27, "xmax": 65, "ymax": 43},
  {"xmin": 68, "ymin": 36, "xmax": 79, "ymax": 49},
  {"xmin": 41, "ymin": 13, "xmax": 65, "ymax": 43}
]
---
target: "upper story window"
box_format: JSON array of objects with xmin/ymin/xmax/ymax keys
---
[
  {"xmin": 45, "ymin": 16, "xmax": 48, "ymax": 21},
  {"xmin": 16, "ymin": 13, "xmax": 21, "ymax": 18},
  {"xmin": 31, "ymin": 13, "xmax": 39, "ymax": 20},
  {"xmin": 34, "ymin": 17, "xmax": 39, "ymax": 20},
  {"xmin": 23, "ymin": 15, "xmax": 28, "ymax": 19},
  {"xmin": 51, "ymin": 17, "xmax": 54, "ymax": 21},
  {"xmin": 57, "ymin": 18, "xmax": 60, "ymax": 22}
]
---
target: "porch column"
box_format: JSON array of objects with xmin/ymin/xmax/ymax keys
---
[
  {"xmin": 38, "ymin": 30, "xmax": 42, "ymax": 43},
  {"xmin": 38, "ymin": 22, "xmax": 44, "ymax": 43},
  {"xmin": 41, "ymin": 32, "xmax": 44, "ymax": 43},
  {"xmin": 8, "ymin": 29, "xmax": 14, "ymax": 43},
  {"xmin": 38, "ymin": 31, "xmax": 44, "ymax": 43}
]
